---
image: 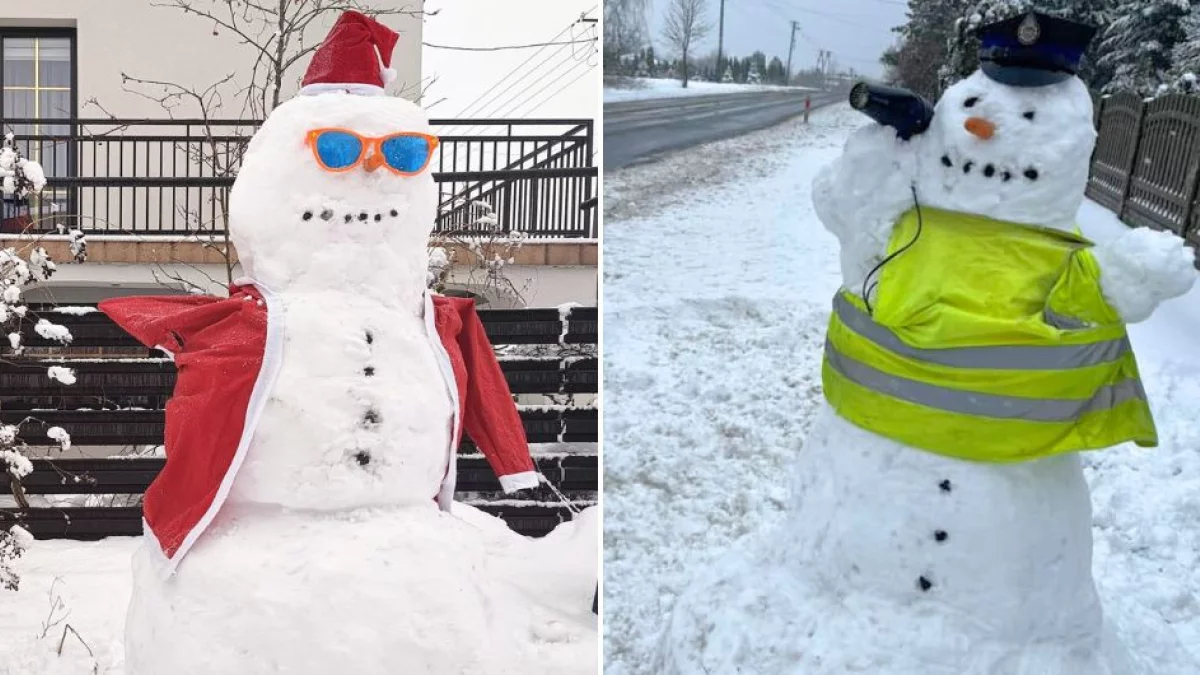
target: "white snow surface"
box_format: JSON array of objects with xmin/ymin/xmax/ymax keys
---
[
  {"xmin": 604, "ymin": 77, "xmax": 814, "ymax": 103},
  {"xmin": 46, "ymin": 366, "xmax": 76, "ymax": 386},
  {"xmin": 33, "ymin": 319, "xmax": 71, "ymax": 344},
  {"xmin": 604, "ymin": 105, "xmax": 1200, "ymax": 674},
  {"xmin": 0, "ymin": 505, "xmax": 596, "ymax": 675}
]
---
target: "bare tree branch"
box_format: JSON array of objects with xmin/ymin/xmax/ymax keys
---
[{"xmin": 661, "ymin": 0, "xmax": 711, "ymax": 89}]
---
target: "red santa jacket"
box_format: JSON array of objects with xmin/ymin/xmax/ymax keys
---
[{"xmin": 99, "ymin": 282, "xmax": 537, "ymax": 575}]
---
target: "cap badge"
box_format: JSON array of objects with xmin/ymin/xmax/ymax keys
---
[{"xmin": 1017, "ymin": 13, "xmax": 1041, "ymax": 46}]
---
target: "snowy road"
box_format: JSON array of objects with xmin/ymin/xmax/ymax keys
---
[
  {"xmin": 603, "ymin": 105, "xmax": 1200, "ymax": 673},
  {"xmin": 603, "ymin": 89, "xmax": 842, "ymax": 170}
]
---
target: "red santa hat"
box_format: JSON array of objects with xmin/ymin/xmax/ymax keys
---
[{"xmin": 299, "ymin": 10, "xmax": 399, "ymax": 97}]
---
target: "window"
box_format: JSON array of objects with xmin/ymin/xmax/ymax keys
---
[{"xmin": 1, "ymin": 29, "xmax": 76, "ymax": 225}]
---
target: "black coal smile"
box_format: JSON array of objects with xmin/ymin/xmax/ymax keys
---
[
  {"xmin": 302, "ymin": 208, "xmax": 401, "ymax": 222},
  {"xmin": 940, "ymin": 154, "xmax": 1038, "ymax": 182}
]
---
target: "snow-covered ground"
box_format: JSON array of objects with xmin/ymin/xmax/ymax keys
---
[
  {"xmin": 0, "ymin": 505, "xmax": 597, "ymax": 674},
  {"xmin": 603, "ymin": 105, "xmax": 1200, "ymax": 673},
  {"xmin": 604, "ymin": 77, "xmax": 814, "ymax": 103}
]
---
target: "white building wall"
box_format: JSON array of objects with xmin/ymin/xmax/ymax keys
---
[{"xmin": 0, "ymin": 0, "xmax": 425, "ymax": 118}]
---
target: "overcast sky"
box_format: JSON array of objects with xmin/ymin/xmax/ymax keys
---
[
  {"xmin": 421, "ymin": 1, "xmax": 599, "ymax": 121},
  {"xmin": 647, "ymin": 0, "xmax": 908, "ymax": 78}
]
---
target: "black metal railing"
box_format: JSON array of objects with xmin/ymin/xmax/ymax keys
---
[{"xmin": 0, "ymin": 117, "xmax": 597, "ymax": 239}]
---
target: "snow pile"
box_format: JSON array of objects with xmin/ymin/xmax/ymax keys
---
[
  {"xmin": 34, "ymin": 319, "xmax": 72, "ymax": 344},
  {"xmin": 46, "ymin": 426, "xmax": 71, "ymax": 451},
  {"xmin": 125, "ymin": 503, "xmax": 596, "ymax": 674},
  {"xmin": 46, "ymin": 366, "xmax": 76, "ymax": 385},
  {"xmin": 603, "ymin": 107, "xmax": 853, "ymax": 673},
  {"xmin": 0, "ymin": 504, "xmax": 595, "ymax": 675},
  {"xmin": 604, "ymin": 105, "xmax": 1200, "ymax": 674},
  {"xmin": 604, "ymin": 78, "xmax": 814, "ymax": 103}
]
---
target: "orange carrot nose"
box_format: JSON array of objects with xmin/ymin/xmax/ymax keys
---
[
  {"xmin": 964, "ymin": 116, "xmax": 996, "ymax": 140},
  {"xmin": 364, "ymin": 151, "xmax": 385, "ymax": 172}
]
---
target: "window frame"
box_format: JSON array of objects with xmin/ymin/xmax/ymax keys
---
[{"xmin": 0, "ymin": 26, "xmax": 78, "ymax": 225}]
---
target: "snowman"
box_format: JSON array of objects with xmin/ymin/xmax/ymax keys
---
[
  {"xmin": 99, "ymin": 12, "xmax": 596, "ymax": 674},
  {"xmin": 657, "ymin": 12, "xmax": 1197, "ymax": 675}
]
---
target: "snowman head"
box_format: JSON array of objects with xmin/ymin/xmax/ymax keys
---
[
  {"xmin": 915, "ymin": 11, "xmax": 1099, "ymax": 231},
  {"xmin": 228, "ymin": 10, "xmax": 436, "ymax": 297},
  {"xmin": 915, "ymin": 69, "xmax": 1095, "ymax": 231},
  {"xmin": 228, "ymin": 92, "xmax": 438, "ymax": 293}
]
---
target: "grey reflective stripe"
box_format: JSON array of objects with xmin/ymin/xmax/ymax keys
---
[
  {"xmin": 1043, "ymin": 309, "xmax": 1090, "ymax": 330},
  {"xmin": 825, "ymin": 340, "xmax": 1146, "ymax": 422},
  {"xmin": 832, "ymin": 294, "xmax": 1129, "ymax": 370}
]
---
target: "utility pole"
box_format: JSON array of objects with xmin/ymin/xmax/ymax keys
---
[
  {"xmin": 786, "ymin": 20, "xmax": 799, "ymax": 85},
  {"xmin": 717, "ymin": 0, "xmax": 726, "ymax": 79}
]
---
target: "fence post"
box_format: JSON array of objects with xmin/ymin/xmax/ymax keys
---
[
  {"xmin": 1117, "ymin": 100, "xmax": 1148, "ymax": 222},
  {"xmin": 1180, "ymin": 150, "xmax": 1200, "ymax": 240},
  {"xmin": 1087, "ymin": 95, "xmax": 1104, "ymax": 187}
]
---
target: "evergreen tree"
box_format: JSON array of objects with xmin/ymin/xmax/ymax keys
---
[
  {"xmin": 944, "ymin": 0, "xmax": 1118, "ymax": 91},
  {"xmin": 1098, "ymin": 0, "xmax": 1190, "ymax": 95},
  {"xmin": 1166, "ymin": 7, "xmax": 1200, "ymax": 93},
  {"xmin": 889, "ymin": 0, "xmax": 975, "ymax": 98},
  {"xmin": 722, "ymin": 64, "xmax": 735, "ymax": 83},
  {"xmin": 767, "ymin": 56, "xmax": 786, "ymax": 84}
]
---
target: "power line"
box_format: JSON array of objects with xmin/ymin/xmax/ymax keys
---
[
  {"xmin": 466, "ymin": 40, "xmax": 590, "ymax": 121},
  {"xmin": 504, "ymin": 58, "xmax": 595, "ymax": 118},
  {"xmin": 464, "ymin": 21, "xmax": 597, "ymax": 123},
  {"xmin": 517, "ymin": 62, "xmax": 598, "ymax": 119},
  {"xmin": 423, "ymin": 38, "xmax": 595, "ymax": 52},
  {"xmin": 453, "ymin": 25, "xmax": 576, "ymax": 118},
  {"xmin": 451, "ymin": 7, "xmax": 596, "ymax": 119}
]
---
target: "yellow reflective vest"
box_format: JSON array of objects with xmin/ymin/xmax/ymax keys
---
[{"xmin": 823, "ymin": 206, "xmax": 1157, "ymax": 463}]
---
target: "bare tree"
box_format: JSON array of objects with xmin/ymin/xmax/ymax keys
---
[
  {"xmin": 603, "ymin": 0, "xmax": 649, "ymax": 78},
  {"xmin": 661, "ymin": 0, "xmax": 712, "ymax": 89},
  {"xmin": 150, "ymin": 0, "xmax": 428, "ymax": 120}
]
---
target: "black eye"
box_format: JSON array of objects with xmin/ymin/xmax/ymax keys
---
[
  {"xmin": 964, "ymin": 97, "xmax": 980, "ymax": 108},
  {"xmin": 1023, "ymin": 111, "xmax": 1036, "ymax": 120}
]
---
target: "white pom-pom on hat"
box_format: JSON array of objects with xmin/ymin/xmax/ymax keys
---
[{"xmin": 381, "ymin": 67, "xmax": 397, "ymax": 85}]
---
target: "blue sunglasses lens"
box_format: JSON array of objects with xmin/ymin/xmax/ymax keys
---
[
  {"xmin": 380, "ymin": 135, "xmax": 432, "ymax": 173},
  {"xmin": 314, "ymin": 131, "xmax": 363, "ymax": 169}
]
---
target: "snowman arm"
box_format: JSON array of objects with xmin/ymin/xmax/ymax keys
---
[
  {"xmin": 453, "ymin": 302, "xmax": 538, "ymax": 492},
  {"xmin": 98, "ymin": 294, "xmax": 228, "ymax": 354},
  {"xmin": 1089, "ymin": 227, "xmax": 1197, "ymax": 324}
]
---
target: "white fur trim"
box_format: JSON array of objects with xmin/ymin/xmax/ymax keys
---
[
  {"xmin": 140, "ymin": 518, "xmax": 170, "ymax": 578},
  {"xmin": 381, "ymin": 67, "xmax": 397, "ymax": 84},
  {"xmin": 499, "ymin": 471, "xmax": 539, "ymax": 493},
  {"xmin": 425, "ymin": 291, "xmax": 463, "ymax": 511},
  {"xmin": 160, "ymin": 280, "xmax": 286, "ymax": 578},
  {"xmin": 297, "ymin": 82, "xmax": 386, "ymax": 97}
]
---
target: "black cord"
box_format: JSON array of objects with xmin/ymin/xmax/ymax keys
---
[{"xmin": 862, "ymin": 185, "xmax": 925, "ymax": 315}]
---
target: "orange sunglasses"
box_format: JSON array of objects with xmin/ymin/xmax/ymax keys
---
[{"xmin": 304, "ymin": 128, "xmax": 441, "ymax": 176}]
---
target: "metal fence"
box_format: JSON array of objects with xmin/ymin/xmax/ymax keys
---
[
  {"xmin": 1086, "ymin": 93, "xmax": 1200, "ymax": 246},
  {"xmin": 0, "ymin": 117, "xmax": 597, "ymax": 239}
]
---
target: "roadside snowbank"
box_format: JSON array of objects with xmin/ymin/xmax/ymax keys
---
[
  {"xmin": 603, "ymin": 104, "xmax": 1200, "ymax": 673},
  {"xmin": 605, "ymin": 77, "xmax": 814, "ymax": 103}
]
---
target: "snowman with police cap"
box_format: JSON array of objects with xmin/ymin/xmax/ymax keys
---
[
  {"xmin": 101, "ymin": 11, "xmax": 597, "ymax": 675},
  {"xmin": 657, "ymin": 11, "xmax": 1197, "ymax": 675}
]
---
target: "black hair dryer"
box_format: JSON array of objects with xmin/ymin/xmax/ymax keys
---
[{"xmin": 848, "ymin": 82, "xmax": 935, "ymax": 141}]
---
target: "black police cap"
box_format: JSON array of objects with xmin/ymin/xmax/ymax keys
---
[{"xmin": 976, "ymin": 12, "xmax": 1099, "ymax": 87}]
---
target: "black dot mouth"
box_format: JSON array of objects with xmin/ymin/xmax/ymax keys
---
[
  {"xmin": 309, "ymin": 208, "xmax": 402, "ymax": 223},
  {"xmin": 940, "ymin": 156, "xmax": 1036, "ymax": 183}
]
